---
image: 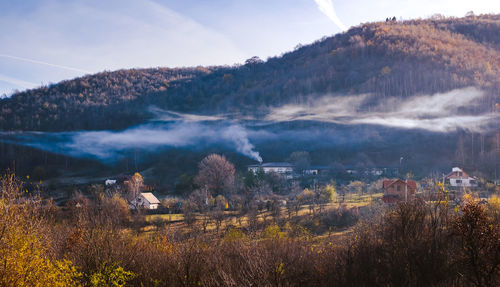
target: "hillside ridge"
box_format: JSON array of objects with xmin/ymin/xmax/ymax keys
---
[{"xmin": 0, "ymin": 14, "xmax": 499, "ymax": 131}]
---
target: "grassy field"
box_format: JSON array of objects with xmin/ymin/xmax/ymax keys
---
[
  {"xmin": 142, "ymin": 192, "xmax": 384, "ymax": 236},
  {"xmin": 146, "ymin": 213, "xmax": 184, "ymax": 223}
]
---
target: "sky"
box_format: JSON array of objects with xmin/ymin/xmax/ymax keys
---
[{"xmin": 0, "ymin": 0, "xmax": 498, "ymax": 96}]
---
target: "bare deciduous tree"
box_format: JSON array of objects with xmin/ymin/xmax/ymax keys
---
[{"xmin": 195, "ymin": 154, "xmax": 235, "ymax": 196}]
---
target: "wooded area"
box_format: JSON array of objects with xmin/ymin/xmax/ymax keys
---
[{"xmin": 0, "ymin": 14, "xmax": 498, "ymax": 131}]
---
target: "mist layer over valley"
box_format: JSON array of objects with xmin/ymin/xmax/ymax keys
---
[{"xmin": 1, "ymin": 87, "xmax": 499, "ymax": 188}]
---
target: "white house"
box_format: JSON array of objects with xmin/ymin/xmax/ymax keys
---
[
  {"xmin": 130, "ymin": 192, "xmax": 161, "ymax": 210},
  {"xmin": 445, "ymin": 167, "xmax": 478, "ymax": 188},
  {"xmin": 105, "ymin": 179, "xmax": 117, "ymax": 186},
  {"xmin": 248, "ymin": 162, "xmax": 294, "ymax": 175}
]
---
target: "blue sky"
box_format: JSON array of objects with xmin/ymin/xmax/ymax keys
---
[{"xmin": 0, "ymin": 0, "xmax": 498, "ymax": 96}]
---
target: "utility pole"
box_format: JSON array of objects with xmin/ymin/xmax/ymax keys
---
[
  {"xmin": 405, "ymin": 178, "xmax": 408, "ymax": 202},
  {"xmin": 471, "ymin": 132, "xmax": 474, "ymax": 167}
]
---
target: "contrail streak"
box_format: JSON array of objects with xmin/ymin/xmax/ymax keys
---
[
  {"xmin": 314, "ymin": 0, "xmax": 347, "ymax": 31},
  {"xmin": 0, "ymin": 53, "xmax": 91, "ymax": 73},
  {"xmin": 0, "ymin": 74, "xmax": 38, "ymax": 89}
]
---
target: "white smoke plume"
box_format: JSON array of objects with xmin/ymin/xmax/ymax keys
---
[
  {"xmin": 313, "ymin": 0, "xmax": 348, "ymax": 31},
  {"xmin": 0, "ymin": 122, "xmax": 263, "ymax": 162},
  {"xmin": 222, "ymin": 125, "xmax": 262, "ymax": 163}
]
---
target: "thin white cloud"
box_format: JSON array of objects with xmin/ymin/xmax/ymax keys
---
[
  {"xmin": 313, "ymin": 0, "xmax": 348, "ymax": 31},
  {"xmin": 0, "ymin": 0, "xmax": 248, "ymax": 95},
  {"xmin": 0, "ymin": 54, "xmax": 91, "ymax": 73}
]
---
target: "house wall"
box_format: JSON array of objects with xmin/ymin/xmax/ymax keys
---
[
  {"xmin": 263, "ymin": 167, "xmax": 293, "ymax": 173},
  {"xmin": 248, "ymin": 167, "xmax": 293, "ymax": 174},
  {"xmin": 384, "ymin": 182, "xmax": 416, "ymax": 200},
  {"xmin": 449, "ymin": 178, "xmax": 478, "ymax": 187},
  {"xmin": 130, "ymin": 196, "xmax": 159, "ymax": 210}
]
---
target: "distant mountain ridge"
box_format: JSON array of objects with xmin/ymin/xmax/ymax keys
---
[{"xmin": 0, "ymin": 14, "xmax": 499, "ymax": 131}]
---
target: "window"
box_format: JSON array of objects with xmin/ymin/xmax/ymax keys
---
[
  {"xmin": 397, "ymin": 185, "xmax": 401, "ymax": 191},
  {"xmin": 456, "ymin": 180, "xmax": 462, "ymax": 184}
]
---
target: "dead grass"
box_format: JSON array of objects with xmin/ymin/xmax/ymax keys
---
[
  {"xmin": 146, "ymin": 213, "xmax": 184, "ymax": 223},
  {"xmin": 139, "ymin": 193, "xmax": 383, "ymax": 238}
]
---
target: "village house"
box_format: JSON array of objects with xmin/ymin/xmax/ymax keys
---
[
  {"xmin": 248, "ymin": 162, "xmax": 293, "ymax": 174},
  {"xmin": 445, "ymin": 167, "xmax": 478, "ymax": 188},
  {"xmin": 248, "ymin": 162, "xmax": 294, "ymax": 178},
  {"xmin": 129, "ymin": 192, "xmax": 161, "ymax": 210},
  {"xmin": 247, "ymin": 162, "xmax": 328, "ymax": 179},
  {"xmin": 344, "ymin": 165, "xmax": 399, "ymax": 177},
  {"xmin": 105, "ymin": 179, "xmax": 116, "ymax": 186},
  {"xmin": 304, "ymin": 165, "xmax": 330, "ymax": 176},
  {"xmin": 382, "ymin": 179, "xmax": 417, "ymax": 203}
]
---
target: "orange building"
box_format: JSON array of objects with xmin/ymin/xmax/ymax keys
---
[{"xmin": 382, "ymin": 179, "xmax": 417, "ymax": 203}]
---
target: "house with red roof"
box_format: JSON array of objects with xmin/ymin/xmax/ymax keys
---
[
  {"xmin": 382, "ymin": 179, "xmax": 417, "ymax": 203},
  {"xmin": 445, "ymin": 167, "xmax": 478, "ymax": 188}
]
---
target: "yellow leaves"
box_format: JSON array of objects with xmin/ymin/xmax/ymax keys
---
[
  {"xmin": 0, "ymin": 225, "xmax": 80, "ymax": 286},
  {"xmin": 224, "ymin": 228, "xmax": 247, "ymax": 242},
  {"xmin": 322, "ymin": 184, "xmax": 337, "ymax": 202},
  {"xmin": 0, "ymin": 172, "xmax": 80, "ymax": 286},
  {"xmin": 488, "ymin": 195, "xmax": 500, "ymax": 209},
  {"xmin": 275, "ymin": 262, "xmax": 285, "ymax": 276},
  {"xmin": 463, "ymin": 193, "xmax": 474, "ymax": 203},
  {"xmin": 132, "ymin": 172, "xmax": 143, "ymax": 182},
  {"xmin": 89, "ymin": 262, "xmax": 136, "ymax": 287},
  {"xmin": 262, "ymin": 225, "xmax": 284, "ymax": 239}
]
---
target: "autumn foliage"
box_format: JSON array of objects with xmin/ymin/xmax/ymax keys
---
[{"xmin": 1, "ymin": 170, "xmax": 499, "ymax": 286}]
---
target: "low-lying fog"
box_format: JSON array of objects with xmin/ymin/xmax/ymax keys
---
[{"xmin": 0, "ymin": 87, "xmax": 498, "ymax": 163}]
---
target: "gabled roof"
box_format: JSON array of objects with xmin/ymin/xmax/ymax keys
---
[
  {"xmin": 445, "ymin": 167, "xmax": 473, "ymax": 179},
  {"xmin": 383, "ymin": 179, "xmax": 417, "ymax": 190},
  {"xmin": 141, "ymin": 192, "xmax": 160, "ymax": 204}
]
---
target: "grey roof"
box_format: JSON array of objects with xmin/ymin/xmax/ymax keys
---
[
  {"xmin": 309, "ymin": 165, "xmax": 329, "ymax": 170},
  {"xmin": 248, "ymin": 162, "xmax": 293, "ymax": 168}
]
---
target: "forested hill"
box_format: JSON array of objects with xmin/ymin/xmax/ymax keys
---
[{"xmin": 1, "ymin": 14, "xmax": 499, "ymax": 131}]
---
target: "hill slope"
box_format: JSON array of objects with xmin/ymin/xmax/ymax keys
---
[{"xmin": 0, "ymin": 14, "xmax": 499, "ymax": 131}]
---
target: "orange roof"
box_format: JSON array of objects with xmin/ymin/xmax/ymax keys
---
[{"xmin": 383, "ymin": 179, "xmax": 417, "ymax": 190}]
